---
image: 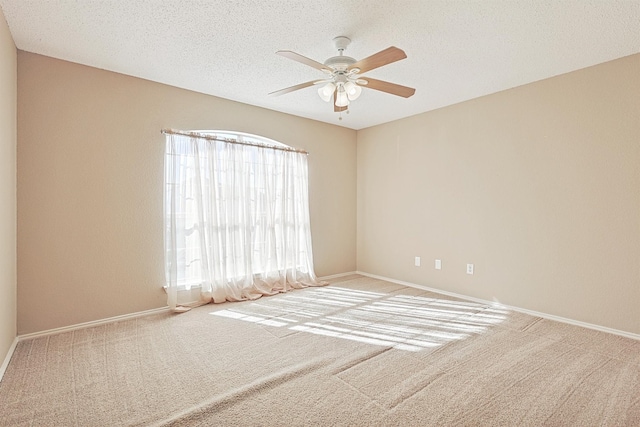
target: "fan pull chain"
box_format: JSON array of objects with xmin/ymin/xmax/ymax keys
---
[{"xmin": 338, "ymin": 108, "xmax": 351, "ymax": 121}]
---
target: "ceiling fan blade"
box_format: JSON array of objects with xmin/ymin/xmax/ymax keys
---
[
  {"xmin": 269, "ymin": 80, "xmax": 323, "ymax": 96},
  {"xmin": 348, "ymin": 46, "xmax": 407, "ymax": 74},
  {"xmin": 276, "ymin": 50, "xmax": 330, "ymax": 72},
  {"xmin": 360, "ymin": 77, "xmax": 415, "ymax": 98},
  {"xmin": 333, "ymin": 90, "xmax": 348, "ymax": 112}
]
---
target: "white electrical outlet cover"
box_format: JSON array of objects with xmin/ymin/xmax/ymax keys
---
[
  {"xmin": 435, "ymin": 259, "xmax": 441, "ymax": 270},
  {"xmin": 466, "ymin": 264, "xmax": 474, "ymax": 274}
]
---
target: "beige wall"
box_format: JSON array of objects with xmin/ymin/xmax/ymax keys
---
[
  {"xmin": 0, "ymin": 10, "xmax": 17, "ymax": 361},
  {"xmin": 357, "ymin": 54, "xmax": 640, "ymax": 335},
  {"xmin": 16, "ymin": 48, "xmax": 639, "ymax": 337},
  {"xmin": 17, "ymin": 52, "xmax": 357, "ymax": 334}
]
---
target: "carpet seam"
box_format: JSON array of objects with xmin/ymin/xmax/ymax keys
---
[
  {"xmin": 333, "ymin": 375, "xmax": 389, "ymax": 413},
  {"xmin": 385, "ymin": 369, "xmax": 448, "ymax": 410},
  {"xmin": 520, "ymin": 316, "xmax": 544, "ymax": 332},
  {"xmin": 331, "ymin": 346, "xmax": 393, "ymax": 376},
  {"xmin": 147, "ymin": 357, "xmax": 329, "ymax": 427}
]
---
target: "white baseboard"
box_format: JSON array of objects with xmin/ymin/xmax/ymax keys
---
[
  {"xmin": 356, "ymin": 271, "xmax": 640, "ymax": 341},
  {"xmin": 1, "ymin": 306, "xmax": 170, "ymax": 383},
  {"xmin": 318, "ymin": 271, "xmax": 358, "ymax": 281},
  {"xmin": 17, "ymin": 306, "xmax": 170, "ymax": 341},
  {"xmin": 0, "ymin": 337, "xmax": 19, "ymax": 383}
]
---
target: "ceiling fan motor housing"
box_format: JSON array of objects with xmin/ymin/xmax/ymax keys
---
[
  {"xmin": 324, "ymin": 55, "xmax": 356, "ymax": 72},
  {"xmin": 325, "ymin": 36, "xmax": 357, "ymax": 72}
]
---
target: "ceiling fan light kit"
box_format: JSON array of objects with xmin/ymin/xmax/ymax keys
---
[
  {"xmin": 270, "ymin": 36, "xmax": 416, "ymax": 117},
  {"xmin": 317, "ymin": 82, "xmax": 336, "ymax": 102},
  {"xmin": 344, "ymin": 81, "xmax": 362, "ymax": 100},
  {"xmin": 335, "ymin": 87, "xmax": 350, "ymax": 107}
]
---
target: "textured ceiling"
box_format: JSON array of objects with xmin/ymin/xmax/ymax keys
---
[{"xmin": 1, "ymin": 0, "xmax": 639, "ymax": 130}]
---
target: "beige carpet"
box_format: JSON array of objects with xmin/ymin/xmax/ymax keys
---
[{"xmin": 1, "ymin": 274, "xmax": 639, "ymax": 426}]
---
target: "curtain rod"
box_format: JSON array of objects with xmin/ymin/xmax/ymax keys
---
[{"xmin": 161, "ymin": 129, "xmax": 309, "ymax": 155}]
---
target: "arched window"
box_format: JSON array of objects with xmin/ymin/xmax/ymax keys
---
[
  {"xmin": 163, "ymin": 129, "xmax": 324, "ymax": 311},
  {"xmin": 198, "ymin": 130, "xmax": 291, "ymax": 149}
]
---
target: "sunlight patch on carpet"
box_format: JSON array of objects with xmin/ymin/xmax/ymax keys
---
[{"xmin": 210, "ymin": 285, "xmax": 508, "ymax": 352}]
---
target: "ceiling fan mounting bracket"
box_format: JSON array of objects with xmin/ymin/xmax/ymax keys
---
[{"xmin": 332, "ymin": 36, "xmax": 351, "ymax": 53}]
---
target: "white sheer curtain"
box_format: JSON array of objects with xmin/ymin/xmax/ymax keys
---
[{"xmin": 164, "ymin": 130, "xmax": 325, "ymax": 311}]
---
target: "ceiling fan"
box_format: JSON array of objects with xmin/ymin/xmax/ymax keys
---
[{"xmin": 269, "ymin": 36, "xmax": 416, "ymax": 114}]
